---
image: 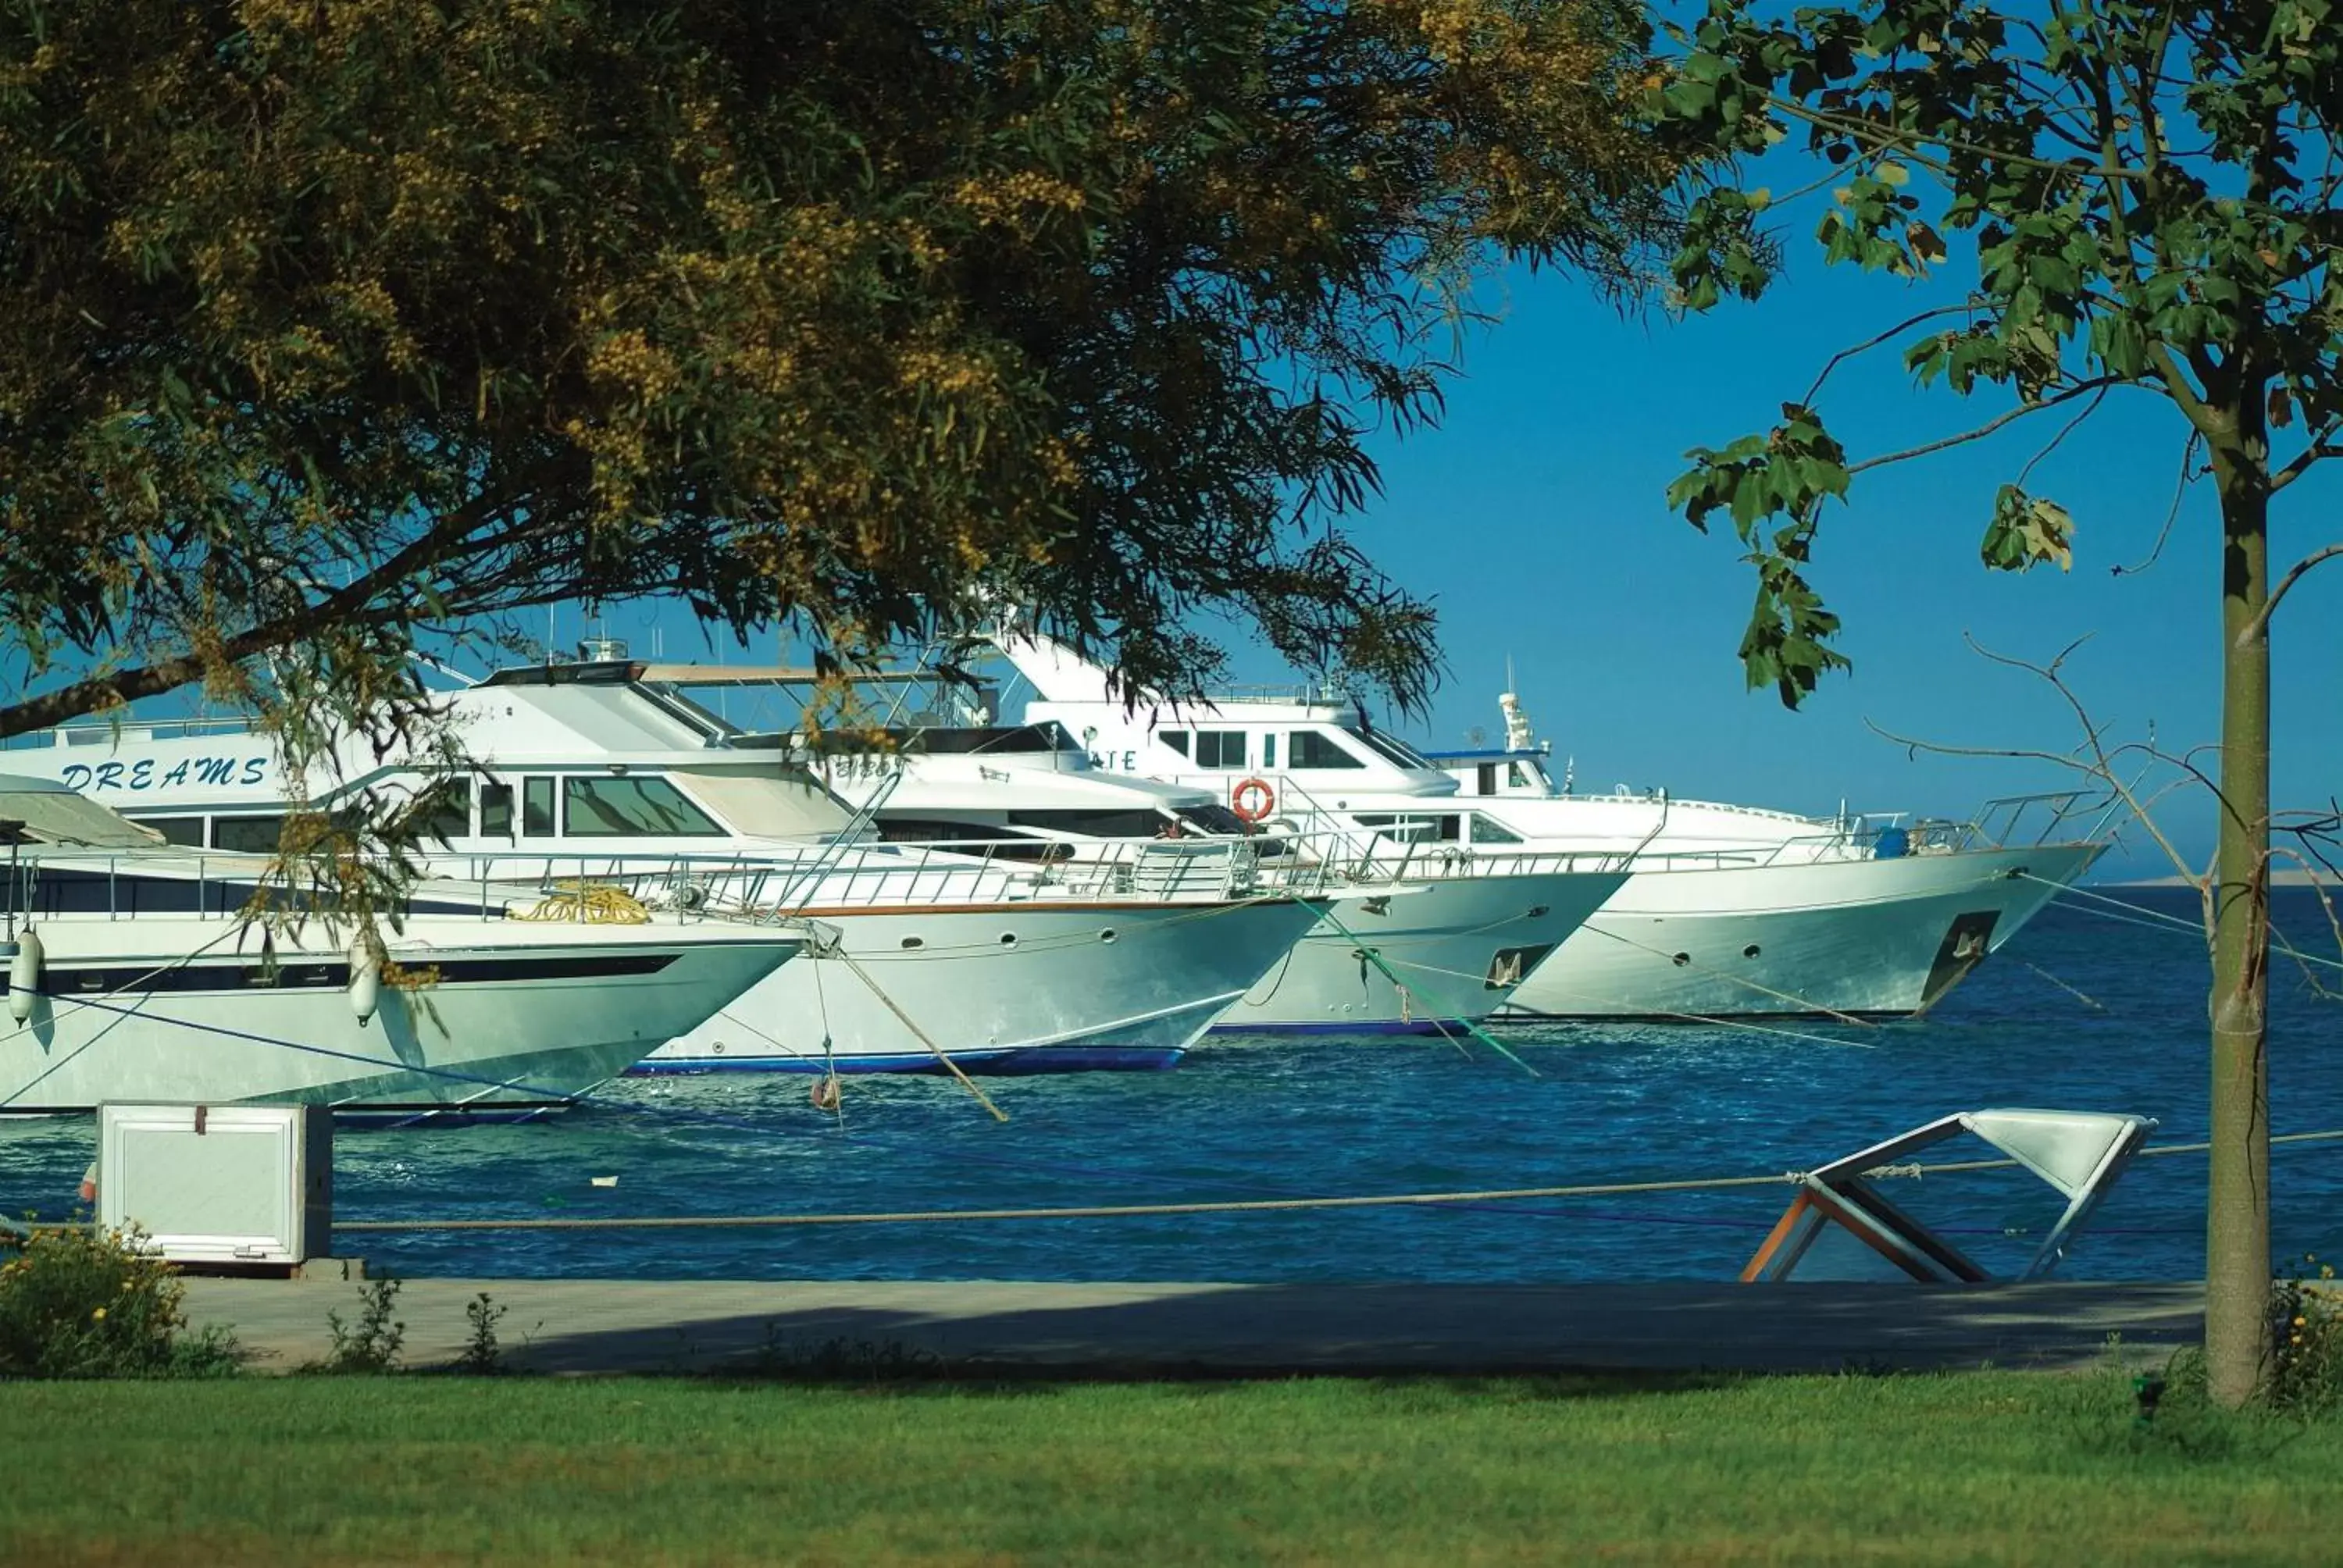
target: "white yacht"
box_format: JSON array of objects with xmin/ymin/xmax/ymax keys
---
[
  {"xmin": 791, "ymin": 690, "xmax": 1632, "ymax": 1035},
  {"xmin": 10, "ymin": 661, "xmax": 1332, "ymax": 1074},
  {"xmin": 989, "ymin": 633, "xmax": 2109, "ymax": 1021},
  {"xmin": 0, "ymin": 778, "xmax": 801, "ymax": 1116}
]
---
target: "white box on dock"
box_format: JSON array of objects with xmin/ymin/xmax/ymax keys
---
[{"xmin": 96, "ymin": 1103, "xmax": 331, "ymax": 1266}]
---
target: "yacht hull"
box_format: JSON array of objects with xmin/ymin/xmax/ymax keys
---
[
  {"xmin": 636, "ymin": 896, "xmax": 1329, "ymax": 1074},
  {"xmin": 1211, "ymin": 869, "xmax": 1625, "ymax": 1033},
  {"xmin": 1503, "ymin": 843, "xmax": 2102, "ymax": 1021},
  {"xmin": 0, "ymin": 918, "xmax": 793, "ymax": 1114}
]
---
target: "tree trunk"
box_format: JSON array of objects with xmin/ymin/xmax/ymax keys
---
[{"xmin": 2206, "ymin": 472, "xmax": 2273, "ymax": 1409}]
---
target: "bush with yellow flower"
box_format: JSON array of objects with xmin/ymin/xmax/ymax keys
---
[{"xmin": 0, "ymin": 1223, "xmax": 239, "ymax": 1379}]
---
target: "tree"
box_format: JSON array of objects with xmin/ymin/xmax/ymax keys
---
[
  {"xmin": 1649, "ymin": 0, "xmax": 2343, "ymax": 1402},
  {"xmin": 1, "ymin": 0, "xmax": 1686, "ymax": 753}
]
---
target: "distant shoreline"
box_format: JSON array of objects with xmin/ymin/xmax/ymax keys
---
[{"xmin": 2103, "ymin": 870, "xmax": 2338, "ymax": 888}]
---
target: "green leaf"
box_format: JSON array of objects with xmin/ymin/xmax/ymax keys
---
[{"xmin": 1980, "ymin": 484, "xmax": 2076, "ymax": 573}]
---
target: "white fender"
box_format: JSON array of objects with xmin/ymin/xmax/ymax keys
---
[
  {"xmin": 6, "ymin": 928, "xmax": 41, "ymax": 1025},
  {"xmin": 348, "ymin": 939, "xmax": 382, "ymax": 1026}
]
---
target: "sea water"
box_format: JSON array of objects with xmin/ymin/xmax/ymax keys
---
[{"xmin": 5, "ymin": 886, "xmax": 2340, "ymax": 1282}]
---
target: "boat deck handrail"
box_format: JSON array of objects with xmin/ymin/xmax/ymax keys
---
[
  {"xmin": 0, "ymin": 715, "xmax": 265, "ymax": 749},
  {"xmin": 0, "ymin": 835, "xmax": 1325, "ymax": 927}
]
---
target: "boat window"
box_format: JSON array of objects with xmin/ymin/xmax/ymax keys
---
[
  {"xmin": 1471, "ymin": 814, "xmax": 1524, "ymax": 845},
  {"xmin": 1344, "ymin": 725, "xmax": 1432, "ymax": 769},
  {"xmin": 878, "ymin": 817, "xmax": 990, "ymax": 843},
  {"xmin": 1507, "ymin": 761, "xmax": 1531, "ymax": 789},
  {"xmin": 521, "ymin": 776, "xmax": 556, "ymax": 837},
  {"xmin": 562, "ymin": 775, "xmax": 726, "ymax": 837},
  {"xmin": 480, "ymin": 782, "xmax": 514, "ymax": 837},
  {"xmin": 143, "ymin": 817, "xmax": 206, "ymax": 847},
  {"xmin": 1287, "ymin": 729, "xmax": 1364, "ymax": 768},
  {"xmin": 1353, "ymin": 812, "xmax": 1460, "ymax": 843},
  {"xmin": 1475, "ymin": 764, "xmax": 1496, "ymax": 796},
  {"xmin": 1261, "ymin": 734, "xmax": 1278, "ymax": 770},
  {"xmin": 413, "ymin": 779, "xmax": 471, "ymax": 845},
  {"xmin": 1161, "ymin": 731, "xmax": 1190, "ymax": 758},
  {"xmin": 1007, "ymin": 809, "xmax": 1162, "ymax": 839},
  {"xmin": 1195, "ymin": 730, "xmax": 1247, "ymax": 769},
  {"xmin": 211, "ymin": 814, "xmax": 284, "ymax": 853}
]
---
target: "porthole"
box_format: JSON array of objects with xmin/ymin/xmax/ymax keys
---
[
  {"xmin": 1671, "ymin": 952, "xmax": 1692, "ymax": 968},
  {"xmin": 900, "ymin": 936, "xmax": 923, "ymax": 950},
  {"xmin": 1100, "ymin": 928, "xmax": 1118, "ymax": 944},
  {"xmin": 999, "ymin": 932, "xmax": 1018, "ymax": 948},
  {"xmin": 1742, "ymin": 944, "xmax": 1761, "ymax": 959}
]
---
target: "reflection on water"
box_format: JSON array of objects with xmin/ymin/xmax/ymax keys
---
[{"xmin": 4, "ymin": 888, "xmax": 2338, "ymax": 1283}]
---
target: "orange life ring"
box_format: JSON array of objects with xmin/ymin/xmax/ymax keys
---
[{"xmin": 1230, "ymin": 777, "xmax": 1276, "ymax": 823}]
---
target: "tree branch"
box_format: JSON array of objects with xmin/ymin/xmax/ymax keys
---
[
  {"xmin": 2015, "ymin": 383, "xmax": 2111, "ymax": 485},
  {"xmin": 0, "ymin": 480, "xmax": 547, "ymax": 739},
  {"xmin": 2113, "ymin": 431, "xmax": 2202, "ymax": 576},
  {"xmin": 2267, "ymin": 426, "xmax": 2343, "ymax": 494},
  {"xmin": 1765, "ymin": 96, "xmax": 2153, "ymax": 182},
  {"xmin": 2238, "ymin": 540, "xmax": 2343, "ymax": 645},
  {"xmin": 1800, "ymin": 302, "xmax": 1987, "ymax": 407},
  {"xmin": 1846, "ymin": 378, "xmax": 2123, "ymax": 475}
]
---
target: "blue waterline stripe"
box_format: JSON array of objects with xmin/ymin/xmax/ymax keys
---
[
  {"xmin": 1210, "ymin": 1018, "xmax": 1480, "ymax": 1037},
  {"xmin": 629, "ymin": 1046, "xmax": 1181, "ymax": 1077}
]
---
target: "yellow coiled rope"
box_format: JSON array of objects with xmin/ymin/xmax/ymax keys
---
[{"xmin": 515, "ymin": 880, "xmax": 651, "ymax": 924}]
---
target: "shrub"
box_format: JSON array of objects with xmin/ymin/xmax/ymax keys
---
[
  {"xmin": 308, "ymin": 1278, "xmax": 406, "ymax": 1374},
  {"xmin": 2269, "ymin": 1255, "xmax": 2343, "ymax": 1416},
  {"xmin": 0, "ymin": 1224, "xmax": 240, "ymax": 1379}
]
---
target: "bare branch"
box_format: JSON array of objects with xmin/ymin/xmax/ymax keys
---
[
  {"xmin": 2015, "ymin": 382, "xmax": 2112, "ymax": 486},
  {"xmin": 2239, "ymin": 540, "xmax": 2343, "ymax": 645},
  {"xmin": 2113, "ymin": 431, "xmax": 2202, "ymax": 576},
  {"xmin": 1765, "ymin": 96, "xmax": 2155, "ymax": 182},
  {"xmin": 1863, "ymin": 631, "xmax": 2227, "ymax": 935},
  {"xmin": 1800, "ymin": 302, "xmax": 1987, "ymax": 407},
  {"xmin": 1847, "ymin": 378, "xmax": 2124, "ymax": 475},
  {"xmin": 2267, "ymin": 426, "xmax": 2343, "ymax": 493}
]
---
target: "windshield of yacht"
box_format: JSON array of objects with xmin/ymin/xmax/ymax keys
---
[
  {"xmin": 634, "ymin": 682, "xmax": 746, "ymax": 740},
  {"xmin": 1343, "ymin": 725, "xmax": 1435, "ymax": 771},
  {"xmin": 1176, "ymin": 804, "xmax": 1254, "ymax": 836},
  {"xmin": 0, "ymin": 783, "xmax": 166, "ymax": 849},
  {"xmin": 666, "ymin": 767, "xmax": 855, "ymax": 839},
  {"xmin": 897, "ymin": 724, "xmax": 1079, "ymax": 756},
  {"xmin": 1508, "ymin": 757, "xmax": 1559, "ymax": 794}
]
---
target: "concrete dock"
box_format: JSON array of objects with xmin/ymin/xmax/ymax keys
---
[{"xmin": 179, "ymin": 1276, "xmax": 2206, "ymax": 1376}]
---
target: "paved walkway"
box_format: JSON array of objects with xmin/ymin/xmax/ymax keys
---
[{"xmin": 179, "ymin": 1275, "xmax": 2204, "ymax": 1376}]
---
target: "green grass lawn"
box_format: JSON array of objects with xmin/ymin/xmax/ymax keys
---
[{"xmin": 2, "ymin": 1370, "xmax": 2338, "ymax": 1565}]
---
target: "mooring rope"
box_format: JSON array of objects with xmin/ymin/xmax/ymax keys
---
[
  {"xmin": 326, "ymin": 1128, "xmax": 2343, "ymax": 1234},
  {"xmin": 1309, "ymin": 903, "xmax": 1540, "ymax": 1076},
  {"xmin": 2017, "ymin": 958, "xmax": 2107, "ymax": 1011},
  {"xmin": 2024, "ymin": 872, "xmax": 2343, "ymax": 976},
  {"xmin": 824, "ymin": 943, "xmax": 1009, "ymax": 1123}
]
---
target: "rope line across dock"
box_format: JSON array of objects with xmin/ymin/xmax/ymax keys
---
[{"xmin": 329, "ymin": 1128, "xmax": 2343, "ymax": 1233}]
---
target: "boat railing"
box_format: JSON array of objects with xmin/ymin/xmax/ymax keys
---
[
  {"xmin": 0, "ymin": 846, "xmax": 531, "ymax": 925},
  {"xmin": 1240, "ymin": 778, "xmax": 1627, "ymax": 882},
  {"xmin": 434, "ymin": 835, "xmax": 1303, "ymax": 914},
  {"xmin": 1972, "ymin": 789, "xmax": 2119, "ymax": 848},
  {"xmin": 0, "ymin": 715, "xmax": 263, "ymax": 750}
]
